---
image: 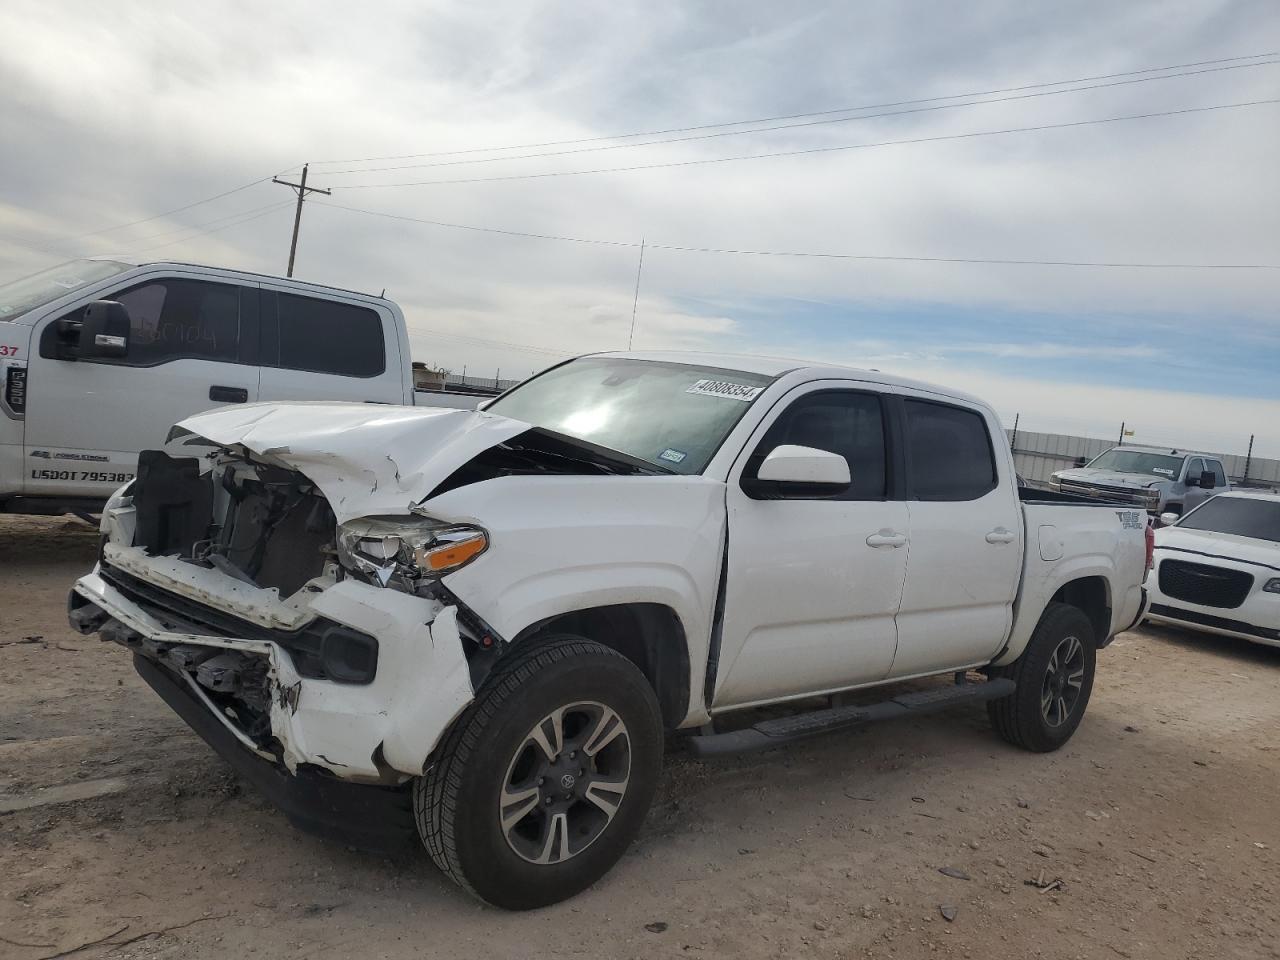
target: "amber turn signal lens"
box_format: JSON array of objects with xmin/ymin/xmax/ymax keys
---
[{"xmin": 419, "ymin": 534, "xmax": 488, "ymax": 572}]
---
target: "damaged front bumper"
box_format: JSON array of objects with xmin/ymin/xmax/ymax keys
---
[{"xmin": 69, "ymin": 561, "xmax": 476, "ymax": 785}]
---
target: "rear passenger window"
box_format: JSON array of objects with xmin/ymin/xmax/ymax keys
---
[
  {"xmin": 744, "ymin": 390, "xmax": 887, "ymax": 500},
  {"xmin": 904, "ymin": 399, "xmax": 997, "ymax": 501},
  {"xmin": 276, "ymin": 293, "xmax": 385, "ymax": 377}
]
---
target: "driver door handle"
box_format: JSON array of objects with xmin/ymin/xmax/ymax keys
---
[
  {"xmin": 866, "ymin": 530, "xmax": 908, "ymax": 549},
  {"xmin": 986, "ymin": 527, "xmax": 1017, "ymax": 544},
  {"xmin": 209, "ymin": 385, "xmax": 249, "ymax": 403}
]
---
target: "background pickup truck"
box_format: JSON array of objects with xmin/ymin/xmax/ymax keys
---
[
  {"xmin": 1049, "ymin": 444, "xmax": 1230, "ymax": 518},
  {"xmin": 69, "ymin": 351, "xmax": 1150, "ymax": 909},
  {"xmin": 0, "ymin": 257, "xmax": 477, "ymax": 519}
]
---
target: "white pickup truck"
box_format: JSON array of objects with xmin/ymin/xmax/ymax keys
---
[
  {"xmin": 68, "ymin": 352, "xmax": 1150, "ymax": 909},
  {"xmin": 0, "ymin": 257, "xmax": 475, "ymax": 519}
]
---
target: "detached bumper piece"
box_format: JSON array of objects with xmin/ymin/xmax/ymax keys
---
[
  {"xmin": 133, "ymin": 653, "xmax": 415, "ymax": 852},
  {"xmin": 689, "ymin": 678, "xmax": 1017, "ymax": 757}
]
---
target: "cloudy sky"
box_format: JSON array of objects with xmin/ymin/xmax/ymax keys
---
[{"xmin": 2, "ymin": 0, "xmax": 1277, "ymax": 455}]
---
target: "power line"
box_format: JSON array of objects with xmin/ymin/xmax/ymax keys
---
[
  {"xmin": 334, "ymin": 98, "xmax": 1280, "ymax": 189},
  {"xmin": 39, "ymin": 163, "xmax": 304, "ymax": 250},
  {"xmin": 314, "ymin": 59, "xmax": 1280, "ymax": 176},
  {"xmin": 123, "ymin": 201, "xmax": 295, "ymax": 255},
  {"xmin": 315, "ymin": 200, "xmax": 1280, "ymax": 270},
  {"xmin": 59, "ymin": 176, "xmax": 274, "ymax": 242},
  {"xmin": 308, "ymin": 50, "xmax": 1279, "ymax": 166},
  {"xmin": 314, "ymin": 201, "xmax": 635, "ymax": 248},
  {"xmin": 108, "ymin": 200, "xmax": 297, "ymax": 247}
]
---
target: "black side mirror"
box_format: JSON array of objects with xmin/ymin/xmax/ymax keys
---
[
  {"xmin": 1198, "ymin": 470, "xmax": 1216, "ymax": 490},
  {"xmin": 78, "ymin": 301, "xmax": 130, "ymax": 359}
]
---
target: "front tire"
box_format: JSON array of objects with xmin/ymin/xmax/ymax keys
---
[
  {"xmin": 987, "ymin": 602, "xmax": 1096, "ymax": 752},
  {"xmin": 414, "ymin": 636, "xmax": 663, "ymax": 909}
]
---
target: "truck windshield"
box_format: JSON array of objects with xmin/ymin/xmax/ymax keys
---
[
  {"xmin": 1086, "ymin": 449, "xmax": 1184, "ymax": 479},
  {"xmin": 1177, "ymin": 497, "xmax": 1280, "ymax": 543},
  {"xmin": 0, "ymin": 259, "xmax": 132, "ymax": 321},
  {"xmin": 486, "ymin": 357, "xmax": 775, "ymax": 474}
]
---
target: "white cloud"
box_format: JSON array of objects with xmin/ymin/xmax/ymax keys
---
[{"xmin": 1, "ymin": 0, "xmax": 1277, "ymax": 454}]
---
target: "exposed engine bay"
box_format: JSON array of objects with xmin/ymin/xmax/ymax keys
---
[{"xmin": 130, "ymin": 446, "xmax": 337, "ymax": 598}]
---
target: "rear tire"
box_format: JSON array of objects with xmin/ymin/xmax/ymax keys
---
[
  {"xmin": 987, "ymin": 602, "xmax": 1096, "ymax": 752},
  {"xmin": 414, "ymin": 636, "xmax": 663, "ymax": 909}
]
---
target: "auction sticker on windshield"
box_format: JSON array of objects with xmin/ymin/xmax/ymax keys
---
[{"xmin": 686, "ymin": 379, "xmax": 764, "ymax": 402}]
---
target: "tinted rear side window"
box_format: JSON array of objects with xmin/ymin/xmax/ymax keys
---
[
  {"xmin": 904, "ymin": 399, "xmax": 997, "ymax": 501},
  {"xmin": 276, "ymin": 293, "xmax": 385, "ymax": 377}
]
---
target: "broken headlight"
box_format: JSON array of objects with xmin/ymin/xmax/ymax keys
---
[{"xmin": 336, "ymin": 516, "xmax": 488, "ymax": 590}]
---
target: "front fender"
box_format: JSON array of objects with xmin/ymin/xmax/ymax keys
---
[{"xmin": 427, "ymin": 474, "xmax": 727, "ymax": 721}]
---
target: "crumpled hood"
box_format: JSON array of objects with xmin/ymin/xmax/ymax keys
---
[
  {"xmin": 1155, "ymin": 524, "xmax": 1280, "ymax": 569},
  {"xmin": 176, "ymin": 402, "xmax": 531, "ymax": 523},
  {"xmin": 1056, "ymin": 468, "xmax": 1164, "ymax": 489}
]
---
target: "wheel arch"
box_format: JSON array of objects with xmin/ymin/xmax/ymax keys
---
[
  {"xmin": 514, "ymin": 603, "xmax": 691, "ymax": 729},
  {"xmin": 1049, "ymin": 575, "xmax": 1111, "ymax": 647},
  {"xmin": 999, "ymin": 560, "xmax": 1119, "ymax": 666}
]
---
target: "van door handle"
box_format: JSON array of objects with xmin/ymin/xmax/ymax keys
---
[
  {"xmin": 866, "ymin": 530, "xmax": 908, "ymax": 548},
  {"xmin": 209, "ymin": 385, "xmax": 248, "ymax": 403},
  {"xmin": 986, "ymin": 527, "xmax": 1017, "ymax": 544}
]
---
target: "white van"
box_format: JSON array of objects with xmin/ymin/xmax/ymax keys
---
[{"xmin": 0, "ymin": 258, "xmax": 470, "ymax": 517}]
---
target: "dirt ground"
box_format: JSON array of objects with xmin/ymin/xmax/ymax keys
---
[{"xmin": 1, "ymin": 515, "xmax": 1277, "ymax": 960}]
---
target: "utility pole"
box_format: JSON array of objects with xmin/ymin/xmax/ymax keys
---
[{"xmin": 272, "ymin": 164, "xmax": 331, "ymax": 277}]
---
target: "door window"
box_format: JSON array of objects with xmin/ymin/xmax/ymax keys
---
[
  {"xmin": 1210, "ymin": 461, "xmax": 1227, "ymax": 487},
  {"xmin": 742, "ymin": 390, "xmax": 887, "ymax": 500},
  {"xmin": 41, "ymin": 279, "xmax": 241, "ymax": 366},
  {"xmin": 1185, "ymin": 458, "xmax": 1204, "ymax": 483},
  {"xmin": 275, "ymin": 293, "xmax": 385, "ymax": 377},
  {"xmin": 903, "ymin": 399, "xmax": 997, "ymax": 501}
]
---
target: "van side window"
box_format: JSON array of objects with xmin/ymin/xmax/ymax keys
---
[
  {"xmin": 903, "ymin": 399, "xmax": 997, "ymax": 501},
  {"xmin": 743, "ymin": 390, "xmax": 887, "ymax": 500},
  {"xmin": 41, "ymin": 279, "xmax": 240, "ymax": 365},
  {"xmin": 276, "ymin": 293, "xmax": 385, "ymax": 377}
]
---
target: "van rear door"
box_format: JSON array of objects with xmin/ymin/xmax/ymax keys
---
[{"xmin": 22, "ymin": 276, "xmax": 260, "ymax": 500}]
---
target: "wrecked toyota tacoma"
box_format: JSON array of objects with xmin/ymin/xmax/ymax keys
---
[{"xmin": 69, "ymin": 352, "xmax": 1149, "ymax": 909}]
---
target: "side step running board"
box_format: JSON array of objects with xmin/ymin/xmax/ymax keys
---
[{"xmin": 688, "ymin": 678, "xmax": 1016, "ymax": 757}]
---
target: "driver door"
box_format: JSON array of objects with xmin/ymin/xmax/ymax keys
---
[
  {"xmin": 23, "ymin": 276, "xmax": 259, "ymax": 499},
  {"xmin": 712, "ymin": 383, "xmax": 908, "ymax": 708}
]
